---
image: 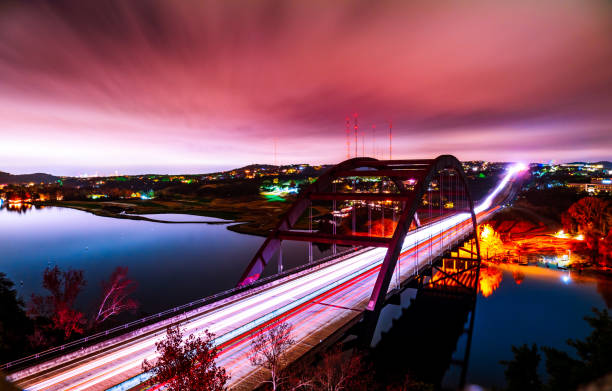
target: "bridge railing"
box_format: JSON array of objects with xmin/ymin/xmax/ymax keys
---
[{"xmin": 0, "ymin": 246, "xmax": 363, "ymax": 372}]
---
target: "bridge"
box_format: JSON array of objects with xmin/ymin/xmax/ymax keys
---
[{"xmin": 3, "ymin": 155, "xmax": 526, "ymax": 391}]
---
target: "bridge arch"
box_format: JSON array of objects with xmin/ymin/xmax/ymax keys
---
[{"xmin": 237, "ymin": 155, "xmax": 481, "ymax": 315}]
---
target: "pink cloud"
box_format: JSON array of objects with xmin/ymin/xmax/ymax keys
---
[{"xmin": 0, "ymin": 0, "xmax": 611, "ymax": 174}]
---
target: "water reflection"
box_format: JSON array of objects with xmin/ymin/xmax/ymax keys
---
[
  {"xmin": 596, "ymin": 279, "xmax": 612, "ymax": 308},
  {"xmin": 481, "ymin": 262, "xmax": 612, "ymax": 306},
  {"xmin": 479, "ymin": 266, "xmax": 503, "ymax": 297},
  {"xmin": 372, "ymin": 260, "xmax": 478, "ymax": 389},
  {"xmin": 0, "ymin": 202, "xmax": 40, "ymax": 214},
  {"xmin": 512, "ymin": 269, "xmax": 525, "ymax": 285},
  {"xmin": 0, "ymin": 206, "xmax": 343, "ymax": 315},
  {"xmin": 371, "ymin": 259, "xmax": 612, "ymax": 388}
]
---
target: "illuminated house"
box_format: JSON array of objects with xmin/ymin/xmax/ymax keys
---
[{"xmin": 566, "ymin": 179, "xmax": 612, "ymax": 193}]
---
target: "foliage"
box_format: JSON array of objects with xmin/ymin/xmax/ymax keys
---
[
  {"xmin": 562, "ymin": 197, "xmax": 612, "ymax": 264},
  {"xmin": 523, "ymin": 188, "xmax": 581, "ymax": 215},
  {"xmin": 28, "ymin": 266, "xmax": 86, "ymax": 338},
  {"xmin": 95, "ymin": 266, "xmax": 138, "ymax": 325},
  {"xmin": 502, "ymin": 308, "xmax": 612, "ymax": 391},
  {"xmin": 600, "ymin": 229, "xmax": 612, "ymax": 265},
  {"xmin": 310, "ymin": 346, "xmax": 364, "ymax": 391},
  {"xmin": 249, "ymin": 322, "xmax": 295, "ymax": 391},
  {"xmin": 0, "ymin": 273, "xmax": 32, "ymax": 362},
  {"xmin": 479, "ymin": 224, "xmax": 505, "ymax": 259},
  {"xmin": 287, "ymin": 346, "xmax": 372, "ymax": 391},
  {"xmin": 500, "ymin": 344, "xmax": 542, "ymax": 391},
  {"xmin": 142, "ymin": 326, "xmax": 228, "ymax": 391},
  {"xmin": 562, "ymin": 197, "xmax": 611, "ymax": 235}
]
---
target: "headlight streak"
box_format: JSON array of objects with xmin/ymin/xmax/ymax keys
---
[{"xmin": 22, "ymin": 166, "xmax": 523, "ymax": 391}]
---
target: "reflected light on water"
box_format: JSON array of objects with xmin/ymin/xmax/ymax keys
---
[
  {"xmin": 479, "ymin": 266, "xmax": 503, "ymax": 298},
  {"xmin": 562, "ymin": 273, "xmax": 572, "ymax": 284}
]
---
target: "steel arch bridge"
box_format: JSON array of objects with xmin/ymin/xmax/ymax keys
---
[{"xmin": 238, "ymin": 154, "xmax": 481, "ymax": 315}]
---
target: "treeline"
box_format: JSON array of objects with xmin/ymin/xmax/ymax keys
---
[
  {"xmin": 562, "ymin": 196, "xmax": 612, "ymax": 266},
  {"xmin": 502, "ymin": 308, "xmax": 612, "ymax": 391},
  {"xmin": 0, "ymin": 266, "xmax": 138, "ymax": 364}
]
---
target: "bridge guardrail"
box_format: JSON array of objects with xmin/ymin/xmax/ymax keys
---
[
  {"xmin": 0, "ymin": 247, "xmax": 362, "ymax": 372},
  {"xmin": 109, "ymin": 215, "xmax": 483, "ymax": 391}
]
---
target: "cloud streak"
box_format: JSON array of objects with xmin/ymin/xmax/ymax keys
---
[{"xmin": 0, "ymin": 0, "xmax": 611, "ymax": 174}]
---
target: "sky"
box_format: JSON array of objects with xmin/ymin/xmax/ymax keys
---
[{"xmin": 1, "ymin": 0, "xmax": 611, "ymax": 175}]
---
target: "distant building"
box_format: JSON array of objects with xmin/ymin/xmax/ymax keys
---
[{"xmin": 566, "ymin": 179, "xmax": 612, "ymax": 193}]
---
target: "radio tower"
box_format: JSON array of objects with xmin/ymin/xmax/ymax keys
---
[
  {"xmin": 389, "ymin": 120, "xmax": 393, "ymax": 160},
  {"xmin": 354, "ymin": 113, "xmax": 358, "ymax": 157},
  {"xmin": 345, "ymin": 116, "xmax": 351, "ymax": 159}
]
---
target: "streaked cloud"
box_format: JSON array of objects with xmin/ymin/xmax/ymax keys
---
[{"xmin": 0, "ymin": 0, "xmax": 611, "ymax": 174}]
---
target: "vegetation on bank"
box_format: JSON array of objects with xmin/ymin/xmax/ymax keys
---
[
  {"xmin": 502, "ymin": 308, "xmax": 612, "ymax": 391},
  {"xmin": 0, "ymin": 266, "xmax": 138, "ymax": 364},
  {"xmin": 142, "ymin": 320, "xmax": 433, "ymax": 391},
  {"xmin": 483, "ymin": 186, "xmax": 612, "ymax": 269},
  {"xmin": 2, "ymin": 164, "xmax": 505, "ymax": 237}
]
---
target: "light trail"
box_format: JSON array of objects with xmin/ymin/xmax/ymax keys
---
[{"xmin": 10, "ymin": 164, "xmax": 524, "ymax": 391}]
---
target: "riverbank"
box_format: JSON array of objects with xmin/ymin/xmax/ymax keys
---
[
  {"xmin": 482, "ymin": 203, "xmax": 612, "ymax": 277},
  {"xmin": 34, "ymin": 199, "xmax": 292, "ymax": 236}
]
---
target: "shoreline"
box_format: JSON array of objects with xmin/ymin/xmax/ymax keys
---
[
  {"xmin": 32, "ymin": 200, "xmax": 279, "ymax": 237},
  {"xmin": 26, "ymin": 201, "xmax": 612, "ymax": 278}
]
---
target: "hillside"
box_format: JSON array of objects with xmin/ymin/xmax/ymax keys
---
[{"xmin": 0, "ymin": 171, "xmax": 59, "ymax": 184}]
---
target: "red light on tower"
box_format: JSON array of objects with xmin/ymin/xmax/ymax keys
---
[{"xmin": 345, "ymin": 116, "xmax": 351, "ymax": 159}]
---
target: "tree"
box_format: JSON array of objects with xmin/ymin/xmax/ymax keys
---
[
  {"xmin": 599, "ymin": 229, "xmax": 612, "ymax": 267},
  {"xmin": 543, "ymin": 308, "xmax": 612, "ymax": 391},
  {"xmin": 0, "ymin": 273, "xmax": 32, "ymax": 362},
  {"xmin": 502, "ymin": 309, "xmax": 612, "ymax": 391},
  {"xmin": 479, "ymin": 224, "xmax": 504, "ymax": 260},
  {"xmin": 94, "ymin": 266, "xmax": 138, "ymax": 325},
  {"xmin": 500, "ymin": 344, "xmax": 542, "ymax": 391},
  {"xmin": 286, "ymin": 346, "xmax": 373, "ymax": 391},
  {"xmin": 142, "ymin": 326, "xmax": 228, "ymax": 391},
  {"xmin": 310, "ymin": 347, "xmax": 370, "ymax": 391},
  {"xmin": 29, "ymin": 266, "xmax": 86, "ymax": 338},
  {"xmin": 562, "ymin": 197, "xmax": 612, "ymax": 263},
  {"xmin": 249, "ymin": 322, "xmax": 295, "ymax": 391}
]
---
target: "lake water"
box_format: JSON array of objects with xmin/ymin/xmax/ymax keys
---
[
  {"xmin": 0, "ymin": 205, "xmax": 327, "ymax": 315},
  {"xmin": 371, "ymin": 262, "xmax": 612, "ymax": 389},
  {"xmin": 1, "ymin": 205, "xmax": 610, "ymax": 388},
  {"xmin": 466, "ymin": 265, "xmax": 611, "ymax": 387}
]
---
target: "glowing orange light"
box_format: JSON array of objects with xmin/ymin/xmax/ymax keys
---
[{"xmin": 479, "ymin": 266, "xmax": 502, "ymax": 297}]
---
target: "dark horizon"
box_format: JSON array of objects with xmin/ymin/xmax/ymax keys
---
[{"xmin": 3, "ymin": 158, "xmax": 612, "ymax": 178}]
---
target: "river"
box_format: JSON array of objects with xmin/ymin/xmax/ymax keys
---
[
  {"xmin": 1, "ymin": 205, "xmax": 610, "ymax": 388},
  {"xmin": 0, "ymin": 205, "xmax": 326, "ymax": 315}
]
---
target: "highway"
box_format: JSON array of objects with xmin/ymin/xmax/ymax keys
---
[{"xmin": 7, "ymin": 165, "xmax": 524, "ymax": 391}]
